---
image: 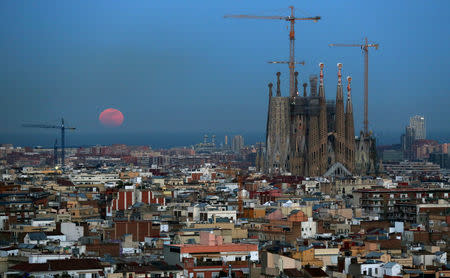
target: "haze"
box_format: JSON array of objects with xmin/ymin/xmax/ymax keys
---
[{"xmin": 1, "ymin": 0, "xmax": 449, "ymax": 147}]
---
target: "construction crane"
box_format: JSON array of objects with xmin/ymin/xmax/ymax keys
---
[
  {"xmin": 53, "ymin": 139, "xmax": 58, "ymax": 167},
  {"xmin": 23, "ymin": 118, "xmax": 76, "ymax": 170},
  {"xmin": 225, "ymin": 6, "xmax": 321, "ymax": 98},
  {"xmin": 329, "ymin": 37, "xmax": 379, "ymax": 136}
]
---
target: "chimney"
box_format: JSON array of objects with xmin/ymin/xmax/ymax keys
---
[{"xmin": 276, "ymin": 72, "xmax": 281, "ymax": 96}]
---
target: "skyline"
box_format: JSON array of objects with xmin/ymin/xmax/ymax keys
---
[{"xmin": 1, "ymin": 1, "xmax": 449, "ymax": 147}]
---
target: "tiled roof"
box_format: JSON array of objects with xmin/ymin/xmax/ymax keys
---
[
  {"xmin": 27, "ymin": 232, "xmax": 47, "ymax": 241},
  {"xmin": 384, "ymin": 262, "xmax": 398, "ymax": 268},
  {"xmin": 365, "ymin": 251, "xmax": 384, "ymax": 258},
  {"xmin": 283, "ymin": 268, "xmax": 304, "ymax": 277},
  {"xmin": 10, "ymin": 259, "xmax": 103, "ymax": 272},
  {"xmin": 303, "ymin": 266, "xmax": 328, "ymax": 277}
]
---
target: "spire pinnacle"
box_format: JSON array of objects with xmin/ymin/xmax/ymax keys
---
[
  {"xmin": 347, "ymin": 76, "xmax": 352, "ymax": 98},
  {"xmin": 346, "ymin": 76, "xmax": 353, "ymax": 114},
  {"xmin": 276, "ymin": 72, "xmax": 281, "ymax": 96},
  {"xmin": 337, "ymin": 63, "xmax": 343, "ymax": 85},
  {"xmin": 302, "ymin": 83, "xmax": 307, "ymax": 97},
  {"xmin": 294, "ymin": 72, "xmax": 299, "ymax": 96},
  {"xmin": 319, "ymin": 63, "xmax": 324, "ymax": 86},
  {"xmin": 268, "ymin": 82, "xmax": 273, "ymax": 97}
]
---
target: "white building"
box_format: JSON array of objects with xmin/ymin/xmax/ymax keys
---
[
  {"xmin": 24, "ymin": 232, "xmax": 48, "ymax": 245},
  {"xmin": 361, "ymin": 261, "xmax": 383, "ymax": 277},
  {"xmin": 61, "ymin": 222, "xmax": 84, "ymax": 242},
  {"xmin": 188, "ymin": 204, "xmax": 237, "ymax": 223},
  {"xmin": 31, "ymin": 218, "xmax": 55, "ymax": 228},
  {"xmin": 69, "ymin": 173, "xmax": 120, "ymax": 185},
  {"xmin": 301, "ymin": 217, "xmax": 317, "ymax": 239},
  {"xmin": 382, "ymin": 262, "xmax": 402, "ymax": 277}
]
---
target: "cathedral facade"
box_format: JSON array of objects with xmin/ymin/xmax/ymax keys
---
[{"xmin": 261, "ymin": 63, "xmax": 356, "ymax": 177}]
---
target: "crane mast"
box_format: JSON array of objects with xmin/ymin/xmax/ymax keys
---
[
  {"xmin": 225, "ymin": 6, "xmax": 320, "ymax": 97},
  {"xmin": 23, "ymin": 118, "xmax": 76, "ymax": 170},
  {"xmin": 329, "ymin": 37, "xmax": 379, "ymax": 136}
]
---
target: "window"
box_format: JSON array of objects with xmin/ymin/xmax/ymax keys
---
[
  {"xmin": 429, "ymin": 193, "xmax": 434, "ymax": 198},
  {"xmin": 197, "ymin": 273, "xmax": 205, "ymax": 278},
  {"xmin": 375, "ymin": 268, "xmax": 378, "ymax": 274},
  {"xmin": 445, "ymin": 193, "xmax": 448, "ymax": 198},
  {"xmin": 390, "ymin": 194, "xmax": 394, "ymax": 199}
]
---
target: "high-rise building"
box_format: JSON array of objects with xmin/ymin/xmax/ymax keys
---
[
  {"xmin": 404, "ymin": 126, "xmax": 416, "ymax": 160},
  {"xmin": 232, "ymin": 135, "xmax": 244, "ymax": 154},
  {"xmin": 409, "ymin": 115, "xmax": 426, "ymax": 140}
]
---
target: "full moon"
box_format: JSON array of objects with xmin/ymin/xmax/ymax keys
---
[{"xmin": 99, "ymin": 108, "xmax": 124, "ymax": 127}]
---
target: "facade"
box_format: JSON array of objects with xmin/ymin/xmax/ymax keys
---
[
  {"xmin": 354, "ymin": 187, "xmax": 450, "ymax": 222},
  {"xmin": 164, "ymin": 231, "xmax": 258, "ymax": 278},
  {"xmin": 301, "ymin": 217, "xmax": 317, "ymax": 239},
  {"xmin": 263, "ymin": 64, "xmax": 358, "ymax": 177},
  {"xmin": 111, "ymin": 220, "xmax": 160, "ymax": 242}
]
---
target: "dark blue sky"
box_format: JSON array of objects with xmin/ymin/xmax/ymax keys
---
[{"xmin": 1, "ymin": 1, "xmax": 449, "ymax": 147}]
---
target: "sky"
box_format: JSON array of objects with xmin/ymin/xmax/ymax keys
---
[{"xmin": 0, "ymin": 1, "xmax": 449, "ymax": 147}]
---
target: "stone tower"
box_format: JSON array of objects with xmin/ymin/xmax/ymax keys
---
[
  {"xmin": 318, "ymin": 63, "xmax": 328, "ymax": 174},
  {"xmin": 307, "ymin": 74, "xmax": 320, "ymax": 176},
  {"xmin": 345, "ymin": 76, "xmax": 355, "ymax": 173},
  {"xmin": 263, "ymin": 63, "xmax": 357, "ymax": 177},
  {"xmin": 335, "ymin": 63, "xmax": 346, "ymax": 166},
  {"xmin": 265, "ymin": 72, "xmax": 291, "ymax": 173}
]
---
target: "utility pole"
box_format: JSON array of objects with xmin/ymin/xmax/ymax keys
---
[
  {"xmin": 329, "ymin": 38, "xmax": 379, "ymax": 136},
  {"xmin": 225, "ymin": 6, "xmax": 320, "ymax": 97}
]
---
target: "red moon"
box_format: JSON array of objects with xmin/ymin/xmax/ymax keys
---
[{"xmin": 99, "ymin": 108, "xmax": 124, "ymax": 127}]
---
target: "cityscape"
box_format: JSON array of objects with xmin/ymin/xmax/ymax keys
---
[{"xmin": 0, "ymin": 1, "xmax": 449, "ymax": 278}]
